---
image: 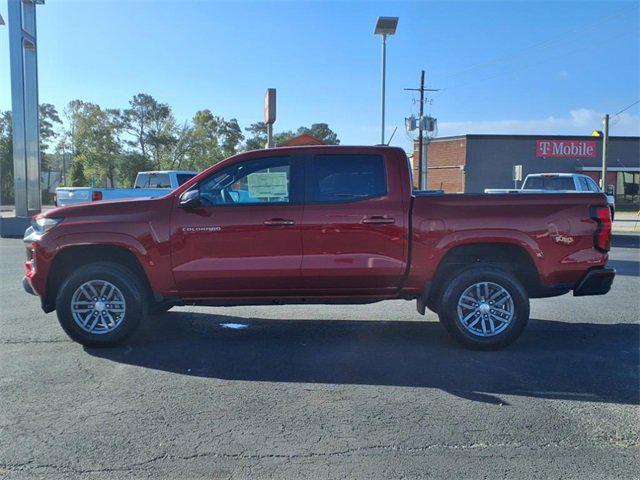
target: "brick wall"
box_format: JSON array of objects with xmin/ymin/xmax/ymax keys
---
[{"xmin": 412, "ymin": 137, "xmax": 467, "ymax": 192}]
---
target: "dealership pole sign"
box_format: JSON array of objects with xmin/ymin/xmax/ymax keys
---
[{"xmin": 536, "ymin": 139, "xmax": 597, "ymax": 158}]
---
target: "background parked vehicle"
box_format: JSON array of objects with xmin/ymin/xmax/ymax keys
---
[
  {"xmin": 24, "ymin": 146, "xmax": 614, "ymax": 350},
  {"xmin": 54, "ymin": 170, "xmax": 197, "ymax": 207},
  {"xmin": 485, "ymin": 173, "xmax": 616, "ymax": 218}
]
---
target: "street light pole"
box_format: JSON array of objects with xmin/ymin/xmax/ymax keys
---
[
  {"xmin": 380, "ymin": 34, "xmax": 387, "ymax": 145},
  {"xmin": 601, "ymin": 114, "xmax": 609, "ymax": 191},
  {"xmin": 374, "ymin": 17, "xmax": 398, "ymax": 146}
]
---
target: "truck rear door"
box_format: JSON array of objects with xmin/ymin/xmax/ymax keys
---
[{"xmin": 299, "ymin": 151, "xmax": 408, "ymax": 294}]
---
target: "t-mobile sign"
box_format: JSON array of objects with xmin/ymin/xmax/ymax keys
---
[{"xmin": 536, "ymin": 139, "xmax": 597, "ymax": 158}]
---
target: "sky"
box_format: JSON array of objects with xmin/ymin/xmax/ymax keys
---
[{"xmin": 1, "ymin": 0, "xmax": 639, "ymax": 153}]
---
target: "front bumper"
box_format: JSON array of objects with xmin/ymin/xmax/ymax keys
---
[
  {"xmin": 22, "ymin": 276, "xmax": 36, "ymax": 296},
  {"xmin": 573, "ymin": 267, "xmax": 616, "ymax": 296}
]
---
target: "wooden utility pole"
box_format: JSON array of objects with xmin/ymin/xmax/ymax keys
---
[
  {"xmin": 600, "ymin": 114, "xmax": 609, "ymax": 190},
  {"xmin": 405, "ymin": 71, "xmax": 438, "ymax": 190},
  {"xmin": 418, "ymin": 70, "xmax": 425, "ymax": 189}
]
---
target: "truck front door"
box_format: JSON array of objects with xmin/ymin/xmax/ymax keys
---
[{"xmin": 170, "ymin": 155, "xmax": 304, "ymax": 296}]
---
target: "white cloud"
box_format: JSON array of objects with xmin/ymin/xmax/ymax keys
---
[{"xmin": 437, "ymin": 108, "xmax": 640, "ymax": 137}]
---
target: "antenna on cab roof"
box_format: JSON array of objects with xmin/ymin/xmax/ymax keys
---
[{"xmin": 386, "ymin": 126, "xmax": 398, "ymax": 146}]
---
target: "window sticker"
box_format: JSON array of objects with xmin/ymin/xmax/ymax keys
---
[{"xmin": 247, "ymin": 172, "xmax": 288, "ymax": 198}]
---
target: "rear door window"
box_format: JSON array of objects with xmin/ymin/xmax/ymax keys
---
[{"xmin": 308, "ymin": 154, "xmax": 386, "ymax": 203}]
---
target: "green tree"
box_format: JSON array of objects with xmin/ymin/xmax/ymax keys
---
[
  {"xmin": 117, "ymin": 152, "xmax": 152, "ymax": 187},
  {"xmin": 120, "ymin": 93, "xmax": 154, "ymax": 159},
  {"xmin": 218, "ymin": 118, "xmax": 244, "ymax": 157},
  {"xmin": 147, "ymin": 103, "xmax": 177, "ymax": 170},
  {"xmin": 39, "ymin": 104, "xmax": 63, "ymax": 198},
  {"xmin": 244, "ymin": 121, "xmax": 340, "ymax": 149},
  {"xmin": 167, "ymin": 121, "xmax": 194, "ymax": 170},
  {"xmin": 67, "ymin": 100, "xmax": 121, "ymax": 187},
  {"xmin": 244, "ymin": 122, "xmax": 267, "ymax": 150},
  {"xmin": 121, "ymin": 93, "xmax": 177, "ymax": 170},
  {"xmin": 39, "ymin": 103, "xmax": 62, "ymax": 152},
  {"xmin": 69, "ymin": 157, "xmax": 87, "ymax": 187},
  {"xmin": 188, "ymin": 110, "xmax": 225, "ymax": 170},
  {"xmin": 296, "ymin": 123, "xmax": 340, "ymax": 145},
  {"xmin": 274, "ymin": 130, "xmax": 295, "ymax": 145},
  {"xmin": 0, "ymin": 111, "xmax": 13, "ymax": 204}
]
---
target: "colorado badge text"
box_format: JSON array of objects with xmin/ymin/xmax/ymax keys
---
[{"xmin": 181, "ymin": 226, "xmax": 222, "ymax": 233}]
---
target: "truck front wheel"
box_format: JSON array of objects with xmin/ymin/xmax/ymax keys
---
[
  {"xmin": 55, "ymin": 262, "xmax": 147, "ymax": 347},
  {"xmin": 437, "ymin": 266, "xmax": 529, "ymax": 350}
]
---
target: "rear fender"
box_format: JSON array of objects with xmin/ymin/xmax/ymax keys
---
[{"xmin": 433, "ymin": 229, "xmax": 543, "ymax": 271}]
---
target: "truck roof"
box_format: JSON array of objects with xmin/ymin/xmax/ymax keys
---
[
  {"xmin": 526, "ymin": 173, "xmax": 586, "ymax": 178},
  {"xmin": 137, "ymin": 170, "xmax": 197, "ymax": 175}
]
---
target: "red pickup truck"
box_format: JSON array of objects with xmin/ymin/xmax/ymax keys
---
[{"xmin": 22, "ymin": 145, "xmax": 614, "ymax": 349}]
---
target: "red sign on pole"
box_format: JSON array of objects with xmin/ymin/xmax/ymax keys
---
[
  {"xmin": 264, "ymin": 88, "xmax": 276, "ymax": 125},
  {"xmin": 536, "ymin": 139, "xmax": 597, "ymax": 158}
]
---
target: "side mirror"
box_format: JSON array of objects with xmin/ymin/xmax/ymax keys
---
[{"xmin": 179, "ymin": 189, "xmax": 201, "ymax": 209}]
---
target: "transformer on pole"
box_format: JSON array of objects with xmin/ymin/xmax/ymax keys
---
[{"xmin": 404, "ymin": 70, "xmax": 438, "ymax": 190}]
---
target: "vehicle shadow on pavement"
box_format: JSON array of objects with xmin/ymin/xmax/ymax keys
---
[{"xmin": 87, "ymin": 313, "xmax": 640, "ymax": 406}]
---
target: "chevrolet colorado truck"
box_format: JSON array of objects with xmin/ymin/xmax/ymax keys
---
[{"xmin": 22, "ymin": 145, "xmax": 615, "ymax": 349}]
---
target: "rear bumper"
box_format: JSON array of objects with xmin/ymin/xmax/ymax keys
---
[{"xmin": 573, "ymin": 267, "xmax": 615, "ymax": 296}]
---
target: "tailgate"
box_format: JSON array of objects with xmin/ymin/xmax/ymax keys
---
[{"xmin": 55, "ymin": 188, "xmax": 92, "ymax": 206}]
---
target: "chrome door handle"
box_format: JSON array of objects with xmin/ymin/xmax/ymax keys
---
[
  {"xmin": 264, "ymin": 218, "xmax": 295, "ymax": 226},
  {"xmin": 362, "ymin": 216, "xmax": 395, "ymax": 225}
]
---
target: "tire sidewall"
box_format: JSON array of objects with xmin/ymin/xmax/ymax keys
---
[
  {"xmin": 56, "ymin": 262, "xmax": 146, "ymax": 347},
  {"xmin": 439, "ymin": 266, "xmax": 529, "ymax": 350}
]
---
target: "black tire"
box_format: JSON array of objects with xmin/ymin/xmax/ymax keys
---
[
  {"xmin": 55, "ymin": 262, "xmax": 147, "ymax": 347},
  {"xmin": 437, "ymin": 266, "xmax": 529, "ymax": 350}
]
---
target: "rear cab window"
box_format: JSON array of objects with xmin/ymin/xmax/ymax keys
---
[
  {"xmin": 135, "ymin": 173, "xmax": 171, "ymax": 188},
  {"xmin": 308, "ymin": 154, "xmax": 387, "ymax": 203},
  {"xmin": 524, "ymin": 176, "xmax": 575, "ymax": 191}
]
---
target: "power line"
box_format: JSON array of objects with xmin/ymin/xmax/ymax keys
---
[
  {"xmin": 436, "ymin": 28, "xmax": 635, "ymax": 95},
  {"xmin": 613, "ymin": 100, "xmax": 640, "ymax": 117},
  {"xmin": 438, "ymin": 7, "xmax": 636, "ymax": 82}
]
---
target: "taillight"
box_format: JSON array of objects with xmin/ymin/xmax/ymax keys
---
[
  {"xmin": 92, "ymin": 191, "xmax": 103, "ymax": 201},
  {"xmin": 590, "ymin": 206, "xmax": 611, "ymax": 252}
]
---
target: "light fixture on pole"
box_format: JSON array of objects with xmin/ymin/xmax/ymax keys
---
[{"xmin": 374, "ymin": 16, "xmax": 398, "ymax": 145}]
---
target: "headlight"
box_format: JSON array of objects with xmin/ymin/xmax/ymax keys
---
[{"xmin": 31, "ymin": 217, "xmax": 63, "ymax": 234}]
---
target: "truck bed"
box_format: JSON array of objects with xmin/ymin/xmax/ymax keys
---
[{"xmin": 406, "ymin": 191, "xmax": 608, "ymax": 294}]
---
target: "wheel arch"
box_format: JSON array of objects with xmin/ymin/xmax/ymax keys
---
[
  {"xmin": 44, "ymin": 244, "xmax": 155, "ymax": 313},
  {"xmin": 426, "ymin": 241, "xmax": 542, "ymax": 312}
]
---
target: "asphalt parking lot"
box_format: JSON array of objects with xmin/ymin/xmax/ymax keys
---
[{"xmin": 0, "ymin": 236, "xmax": 638, "ymax": 479}]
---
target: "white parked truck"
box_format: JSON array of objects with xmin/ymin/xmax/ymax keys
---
[
  {"xmin": 485, "ymin": 173, "xmax": 616, "ymax": 219},
  {"xmin": 55, "ymin": 170, "xmax": 197, "ymax": 207}
]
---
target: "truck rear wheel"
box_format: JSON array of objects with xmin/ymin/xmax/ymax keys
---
[
  {"xmin": 55, "ymin": 262, "xmax": 147, "ymax": 347},
  {"xmin": 437, "ymin": 266, "xmax": 529, "ymax": 350}
]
